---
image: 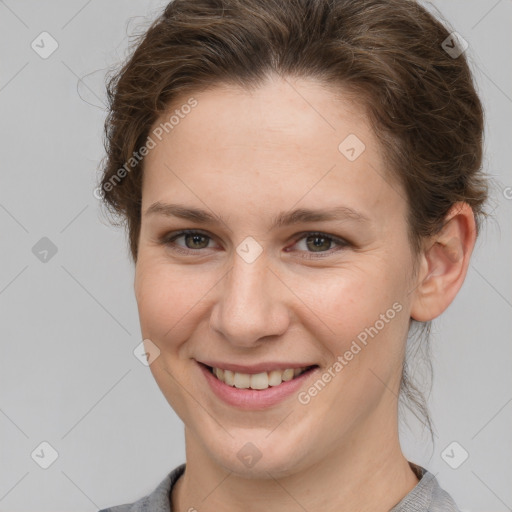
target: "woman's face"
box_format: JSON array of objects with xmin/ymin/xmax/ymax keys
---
[{"xmin": 135, "ymin": 76, "xmax": 419, "ymax": 477}]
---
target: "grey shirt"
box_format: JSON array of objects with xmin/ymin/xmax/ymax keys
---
[{"xmin": 98, "ymin": 462, "xmax": 461, "ymax": 512}]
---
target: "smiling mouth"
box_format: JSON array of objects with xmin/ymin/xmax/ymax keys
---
[{"xmin": 204, "ymin": 364, "xmax": 318, "ymax": 390}]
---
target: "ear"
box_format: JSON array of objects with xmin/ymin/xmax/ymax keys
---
[{"xmin": 410, "ymin": 202, "xmax": 477, "ymax": 322}]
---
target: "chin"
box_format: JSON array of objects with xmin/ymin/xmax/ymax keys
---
[{"xmin": 202, "ymin": 430, "xmax": 313, "ymax": 480}]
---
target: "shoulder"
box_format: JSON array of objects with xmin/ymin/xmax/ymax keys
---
[
  {"xmin": 97, "ymin": 464, "xmax": 186, "ymax": 512},
  {"xmin": 390, "ymin": 463, "xmax": 462, "ymax": 512}
]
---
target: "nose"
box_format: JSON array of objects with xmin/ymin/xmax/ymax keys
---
[{"xmin": 209, "ymin": 250, "xmax": 291, "ymax": 348}]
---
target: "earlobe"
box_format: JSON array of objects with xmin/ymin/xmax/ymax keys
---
[{"xmin": 410, "ymin": 202, "xmax": 477, "ymax": 322}]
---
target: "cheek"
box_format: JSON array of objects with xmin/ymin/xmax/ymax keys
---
[
  {"xmin": 291, "ymin": 263, "xmax": 404, "ymax": 340},
  {"xmin": 134, "ymin": 259, "xmax": 214, "ymax": 345},
  {"xmin": 135, "ymin": 260, "xmax": 176, "ymax": 336},
  {"xmin": 299, "ymin": 271, "xmax": 408, "ymax": 412},
  {"xmin": 292, "ymin": 266, "xmax": 409, "ymax": 396}
]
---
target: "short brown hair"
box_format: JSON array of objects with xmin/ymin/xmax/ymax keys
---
[{"xmin": 98, "ymin": 0, "xmax": 490, "ymax": 440}]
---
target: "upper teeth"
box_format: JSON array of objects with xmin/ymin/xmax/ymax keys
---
[{"xmin": 212, "ymin": 367, "xmax": 309, "ymax": 390}]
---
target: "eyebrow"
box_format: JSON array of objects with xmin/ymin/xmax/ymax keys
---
[
  {"xmin": 273, "ymin": 206, "xmax": 371, "ymax": 227},
  {"xmin": 144, "ymin": 202, "xmax": 371, "ymax": 229}
]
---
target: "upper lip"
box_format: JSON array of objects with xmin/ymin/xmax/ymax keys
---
[{"xmin": 198, "ymin": 360, "xmax": 317, "ymax": 374}]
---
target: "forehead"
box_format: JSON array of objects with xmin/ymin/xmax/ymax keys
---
[{"xmin": 141, "ymin": 76, "xmax": 405, "ymax": 224}]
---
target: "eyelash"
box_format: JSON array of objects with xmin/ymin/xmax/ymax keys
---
[{"xmin": 160, "ymin": 229, "xmax": 350, "ymax": 259}]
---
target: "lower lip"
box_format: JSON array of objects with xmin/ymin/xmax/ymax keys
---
[{"xmin": 197, "ymin": 362, "xmax": 319, "ymax": 410}]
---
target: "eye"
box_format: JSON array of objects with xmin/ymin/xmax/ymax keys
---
[
  {"xmin": 160, "ymin": 229, "xmax": 350, "ymax": 259},
  {"xmin": 161, "ymin": 229, "xmax": 217, "ymax": 255},
  {"xmin": 287, "ymin": 231, "xmax": 349, "ymax": 259}
]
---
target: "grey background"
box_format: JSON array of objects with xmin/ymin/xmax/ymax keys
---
[{"xmin": 0, "ymin": 1, "xmax": 510, "ymax": 510}]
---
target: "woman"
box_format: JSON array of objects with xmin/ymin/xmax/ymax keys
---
[{"xmin": 97, "ymin": 0, "xmax": 489, "ymax": 510}]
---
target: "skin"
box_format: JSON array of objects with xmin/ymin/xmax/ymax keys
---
[{"xmin": 134, "ymin": 74, "xmax": 476, "ymax": 512}]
